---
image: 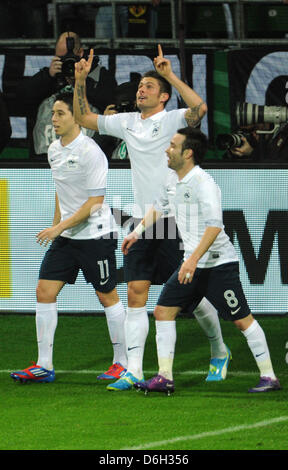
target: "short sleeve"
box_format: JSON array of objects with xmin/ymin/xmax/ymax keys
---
[
  {"xmin": 197, "ymin": 176, "xmax": 223, "ymax": 228},
  {"xmin": 98, "ymin": 114, "xmax": 125, "ymax": 140},
  {"xmin": 153, "ymin": 178, "xmax": 172, "ymax": 215},
  {"xmin": 82, "ymin": 141, "xmax": 108, "ymax": 196}
]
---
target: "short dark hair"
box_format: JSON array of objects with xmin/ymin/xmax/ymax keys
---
[
  {"xmin": 177, "ymin": 127, "xmax": 208, "ymax": 165},
  {"xmin": 141, "ymin": 70, "xmax": 172, "ymax": 106},
  {"xmin": 54, "ymin": 91, "xmax": 74, "ymax": 114}
]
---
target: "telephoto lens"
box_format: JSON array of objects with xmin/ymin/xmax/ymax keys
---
[{"xmin": 236, "ymin": 102, "xmax": 288, "ymax": 126}]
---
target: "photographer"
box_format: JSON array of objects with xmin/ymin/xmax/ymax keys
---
[
  {"xmin": 216, "ymin": 102, "xmax": 288, "ymax": 162},
  {"xmin": 16, "ymin": 31, "xmax": 117, "ymax": 158}
]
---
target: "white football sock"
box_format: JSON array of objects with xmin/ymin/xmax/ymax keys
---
[
  {"xmin": 104, "ymin": 301, "xmax": 127, "ymax": 368},
  {"xmin": 241, "ymin": 319, "xmax": 276, "ymax": 379},
  {"xmin": 156, "ymin": 320, "xmax": 176, "ymax": 381},
  {"xmin": 193, "ymin": 297, "xmax": 227, "ymax": 358},
  {"xmin": 36, "ymin": 302, "xmax": 58, "ymax": 370},
  {"xmin": 125, "ymin": 306, "xmax": 149, "ymax": 379}
]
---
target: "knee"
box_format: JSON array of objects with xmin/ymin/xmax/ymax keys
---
[
  {"xmin": 36, "ymin": 282, "xmax": 57, "ymax": 303},
  {"xmin": 154, "ymin": 305, "xmax": 178, "ymax": 321},
  {"xmin": 154, "ymin": 306, "xmax": 166, "ymax": 321},
  {"xmin": 127, "ymin": 281, "xmax": 149, "ymax": 308},
  {"xmin": 96, "ymin": 288, "xmax": 120, "ymax": 308},
  {"xmin": 234, "ymin": 313, "xmax": 254, "ymax": 331}
]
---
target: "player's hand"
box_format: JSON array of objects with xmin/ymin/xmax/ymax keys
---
[
  {"xmin": 74, "ymin": 48, "xmax": 93, "ymax": 82},
  {"xmin": 49, "ymin": 56, "xmax": 62, "ymax": 77},
  {"xmin": 36, "ymin": 225, "xmax": 63, "ymax": 247},
  {"xmin": 153, "ymin": 44, "xmax": 172, "ymax": 78},
  {"xmin": 104, "ymin": 104, "xmax": 118, "ymax": 115},
  {"xmin": 178, "ymin": 258, "xmax": 197, "ymax": 285},
  {"xmin": 121, "ymin": 232, "xmax": 139, "ymax": 255}
]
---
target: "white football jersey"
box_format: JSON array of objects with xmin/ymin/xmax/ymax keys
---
[
  {"xmin": 48, "ymin": 132, "xmax": 117, "ymax": 239},
  {"xmin": 98, "ymin": 109, "xmax": 187, "ymax": 218},
  {"xmin": 155, "ymin": 166, "xmax": 239, "ymax": 268}
]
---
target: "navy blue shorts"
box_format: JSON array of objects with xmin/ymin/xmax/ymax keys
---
[
  {"xmin": 39, "ymin": 234, "xmax": 118, "ymax": 292},
  {"xmin": 157, "ymin": 262, "xmax": 250, "ymax": 321},
  {"xmin": 124, "ymin": 217, "xmax": 184, "ymax": 285}
]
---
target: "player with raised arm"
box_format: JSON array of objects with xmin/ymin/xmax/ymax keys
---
[{"xmin": 73, "ymin": 45, "xmax": 232, "ymax": 391}]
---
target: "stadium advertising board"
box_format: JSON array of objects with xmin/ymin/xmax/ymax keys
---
[{"xmin": 0, "ymin": 168, "xmax": 287, "ymax": 314}]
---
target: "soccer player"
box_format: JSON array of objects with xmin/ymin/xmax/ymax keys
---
[
  {"xmin": 10, "ymin": 92, "xmax": 127, "ymax": 383},
  {"xmin": 123, "ymin": 127, "xmax": 281, "ymax": 395},
  {"xmin": 73, "ymin": 45, "xmax": 231, "ymax": 391}
]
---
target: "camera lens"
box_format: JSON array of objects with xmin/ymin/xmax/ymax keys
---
[
  {"xmin": 236, "ymin": 102, "xmax": 288, "ymax": 126},
  {"xmin": 236, "ymin": 102, "xmax": 259, "ymax": 126},
  {"xmin": 216, "ymin": 133, "xmax": 243, "ymax": 150},
  {"xmin": 61, "ymin": 58, "xmax": 77, "ymax": 78}
]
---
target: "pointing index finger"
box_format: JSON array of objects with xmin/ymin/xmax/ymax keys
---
[
  {"xmin": 88, "ymin": 48, "xmax": 94, "ymax": 65},
  {"xmin": 158, "ymin": 44, "xmax": 163, "ymax": 57}
]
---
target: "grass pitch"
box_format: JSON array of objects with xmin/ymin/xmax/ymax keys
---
[{"xmin": 0, "ymin": 314, "xmax": 287, "ymax": 451}]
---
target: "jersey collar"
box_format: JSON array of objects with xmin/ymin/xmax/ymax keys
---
[
  {"xmin": 178, "ymin": 165, "xmax": 200, "ymax": 184},
  {"xmin": 60, "ymin": 131, "xmax": 85, "ymax": 150},
  {"xmin": 140, "ymin": 109, "xmax": 167, "ymax": 121}
]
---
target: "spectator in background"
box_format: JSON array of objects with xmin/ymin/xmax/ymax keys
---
[
  {"xmin": 95, "ymin": 1, "xmax": 161, "ymax": 39},
  {"xmin": 16, "ymin": 31, "xmax": 117, "ymax": 158},
  {"xmin": 95, "ymin": 4, "xmax": 129, "ymax": 39},
  {"xmin": 0, "ymin": 91, "xmax": 12, "ymax": 154},
  {"xmin": 149, "ymin": 0, "xmax": 161, "ymax": 38},
  {"xmin": 47, "ymin": 3, "xmax": 98, "ymax": 38}
]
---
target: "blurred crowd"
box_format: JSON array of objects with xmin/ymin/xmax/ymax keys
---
[{"xmin": 0, "ymin": 2, "xmax": 287, "ymax": 162}]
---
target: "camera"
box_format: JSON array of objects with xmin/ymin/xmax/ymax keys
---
[
  {"xmin": 56, "ymin": 35, "xmax": 96, "ymax": 89},
  {"xmin": 113, "ymin": 77, "xmax": 140, "ymax": 114},
  {"xmin": 236, "ymin": 102, "xmax": 288, "ymax": 127},
  {"xmin": 61, "ymin": 36, "xmax": 80, "ymax": 78},
  {"xmin": 216, "ymin": 102, "xmax": 288, "ymax": 152},
  {"xmin": 216, "ymin": 131, "xmax": 252, "ymax": 150}
]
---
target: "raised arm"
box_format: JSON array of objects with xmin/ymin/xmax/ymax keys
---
[
  {"xmin": 153, "ymin": 44, "xmax": 208, "ymax": 127},
  {"xmin": 73, "ymin": 49, "xmax": 99, "ymax": 131}
]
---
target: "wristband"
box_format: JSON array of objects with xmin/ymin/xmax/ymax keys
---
[{"xmin": 134, "ymin": 222, "xmax": 145, "ymax": 236}]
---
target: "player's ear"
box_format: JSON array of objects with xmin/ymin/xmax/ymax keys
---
[
  {"xmin": 183, "ymin": 148, "xmax": 193, "ymax": 161},
  {"xmin": 160, "ymin": 92, "xmax": 169, "ymax": 105}
]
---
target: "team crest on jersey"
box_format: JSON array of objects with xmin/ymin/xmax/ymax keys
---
[
  {"xmin": 152, "ymin": 122, "xmax": 160, "ymax": 137},
  {"xmin": 184, "ymin": 189, "xmax": 191, "ymax": 201},
  {"xmin": 66, "ymin": 156, "xmax": 79, "ymax": 170}
]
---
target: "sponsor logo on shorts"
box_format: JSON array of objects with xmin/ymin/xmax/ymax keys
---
[{"xmin": 231, "ymin": 306, "xmax": 241, "ymax": 315}]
